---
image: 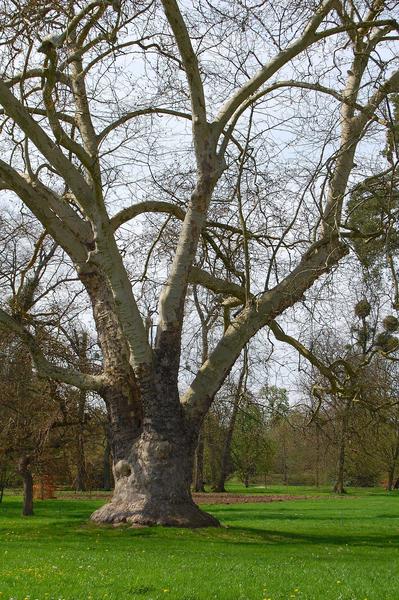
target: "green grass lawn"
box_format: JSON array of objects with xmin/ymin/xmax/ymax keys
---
[
  {"xmin": 221, "ymin": 483, "xmax": 334, "ymax": 496},
  {"xmin": 0, "ymin": 488, "xmax": 398, "ymax": 600}
]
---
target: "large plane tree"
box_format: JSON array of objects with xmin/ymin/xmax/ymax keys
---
[{"xmin": 0, "ymin": 0, "xmax": 398, "ymax": 526}]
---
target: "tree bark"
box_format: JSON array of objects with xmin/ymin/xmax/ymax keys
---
[
  {"xmin": 92, "ymin": 351, "xmax": 219, "ymax": 527},
  {"xmin": 79, "ymin": 268, "xmax": 142, "ymax": 460},
  {"xmin": 193, "ymin": 427, "xmax": 205, "ymax": 492},
  {"xmin": 102, "ymin": 430, "xmax": 113, "ymax": 491},
  {"xmin": 18, "ymin": 455, "xmax": 33, "ymax": 516},
  {"xmin": 79, "ymin": 259, "xmax": 218, "ymax": 526},
  {"xmin": 91, "ymin": 418, "xmax": 218, "ymax": 527}
]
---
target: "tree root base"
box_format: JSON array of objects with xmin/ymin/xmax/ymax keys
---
[{"xmin": 91, "ymin": 500, "xmax": 220, "ymax": 528}]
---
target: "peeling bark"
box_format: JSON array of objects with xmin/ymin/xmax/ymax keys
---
[
  {"xmin": 91, "ymin": 415, "xmax": 218, "ymax": 527},
  {"xmin": 79, "ymin": 267, "xmax": 142, "ymax": 458}
]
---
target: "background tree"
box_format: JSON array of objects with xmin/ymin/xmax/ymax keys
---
[
  {"xmin": 213, "ymin": 349, "xmax": 248, "ymax": 493},
  {"xmin": 0, "ymin": 330, "xmax": 60, "ymax": 515},
  {"xmin": 232, "ymin": 399, "xmax": 275, "ymax": 488},
  {"xmin": 277, "ymin": 295, "xmax": 399, "ymax": 492}
]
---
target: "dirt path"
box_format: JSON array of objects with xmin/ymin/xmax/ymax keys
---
[
  {"xmin": 193, "ymin": 493, "xmax": 316, "ymax": 504},
  {"xmin": 56, "ymin": 491, "xmax": 318, "ymax": 503}
]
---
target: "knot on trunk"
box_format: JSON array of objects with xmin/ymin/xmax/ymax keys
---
[{"xmin": 114, "ymin": 460, "xmax": 131, "ymax": 480}]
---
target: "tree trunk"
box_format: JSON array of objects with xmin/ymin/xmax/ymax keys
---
[
  {"xmin": 214, "ymin": 361, "xmax": 246, "ymax": 493},
  {"xmin": 314, "ymin": 427, "xmax": 320, "ymax": 488},
  {"xmin": 282, "ymin": 439, "xmax": 289, "ymax": 485},
  {"xmin": 387, "ymin": 466, "xmax": 395, "ymax": 491},
  {"xmin": 79, "ymin": 268, "xmax": 143, "ymax": 461},
  {"xmin": 333, "ymin": 447, "xmax": 346, "ymax": 494},
  {"xmin": 208, "ymin": 439, "xmax": 220, "ymax": 491},
  {"xmin": 18, "ymin": 455, "xmax": 33, "ymax": 516},
  {"xmin": 193, "ymin": 427, "xmax": 205, "ymax": 493},
  {"xmin": 92, "ymin": 369, "xmax": 219, "ymax": 527},
  {"xmin": 214, "ymin": 394, "xmax": 240, "ymax": 493},
  {"xmin": 0, "ymin": 465, "xmax": 6, "ymax": 503},
  {"xmin": 102, "ymin": 433, "xmax": 113, "ymax": 491},
  {"xmin": 91, "ymin": 423, "xmax": 219, "ymax": 527},
  {"xmin": 81, "ymin": 269, "xmax": 218, "ymax": 526},
  {"xmin": 387, "ymin": 433, "xmax": 399, "ymax": 491},
  {"xmin": 75, "ymin": 431, "xmax": 87, "ymax": 491},
  {"xmin": 75, "ymin": 389, "xmax": 88, "ymax": 491},
  {"xmin": 333, "ymin": 399, "xmax": 351, "ymax": 495}
]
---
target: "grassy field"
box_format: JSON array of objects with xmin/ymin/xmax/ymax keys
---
[{"xmin": 0, "ymin": 486, "xmax": 398, "ymax": 600}]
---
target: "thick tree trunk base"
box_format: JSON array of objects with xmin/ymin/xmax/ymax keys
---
[
  {"xmin": 91, "ymin": 498, "xmax": 219, "ymax": 527},
  {"xmin": 92, "ymin": 427, "xmax": 220, "ymax": 528}
]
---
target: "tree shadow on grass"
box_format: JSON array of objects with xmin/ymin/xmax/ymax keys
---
[
  {"xmin": 207, "ymin": 504, "xmax": 399, "ymax": 523},
  {"xmin": 222, "ymin": 524, "xmax": 399, "ymax": 549}
]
